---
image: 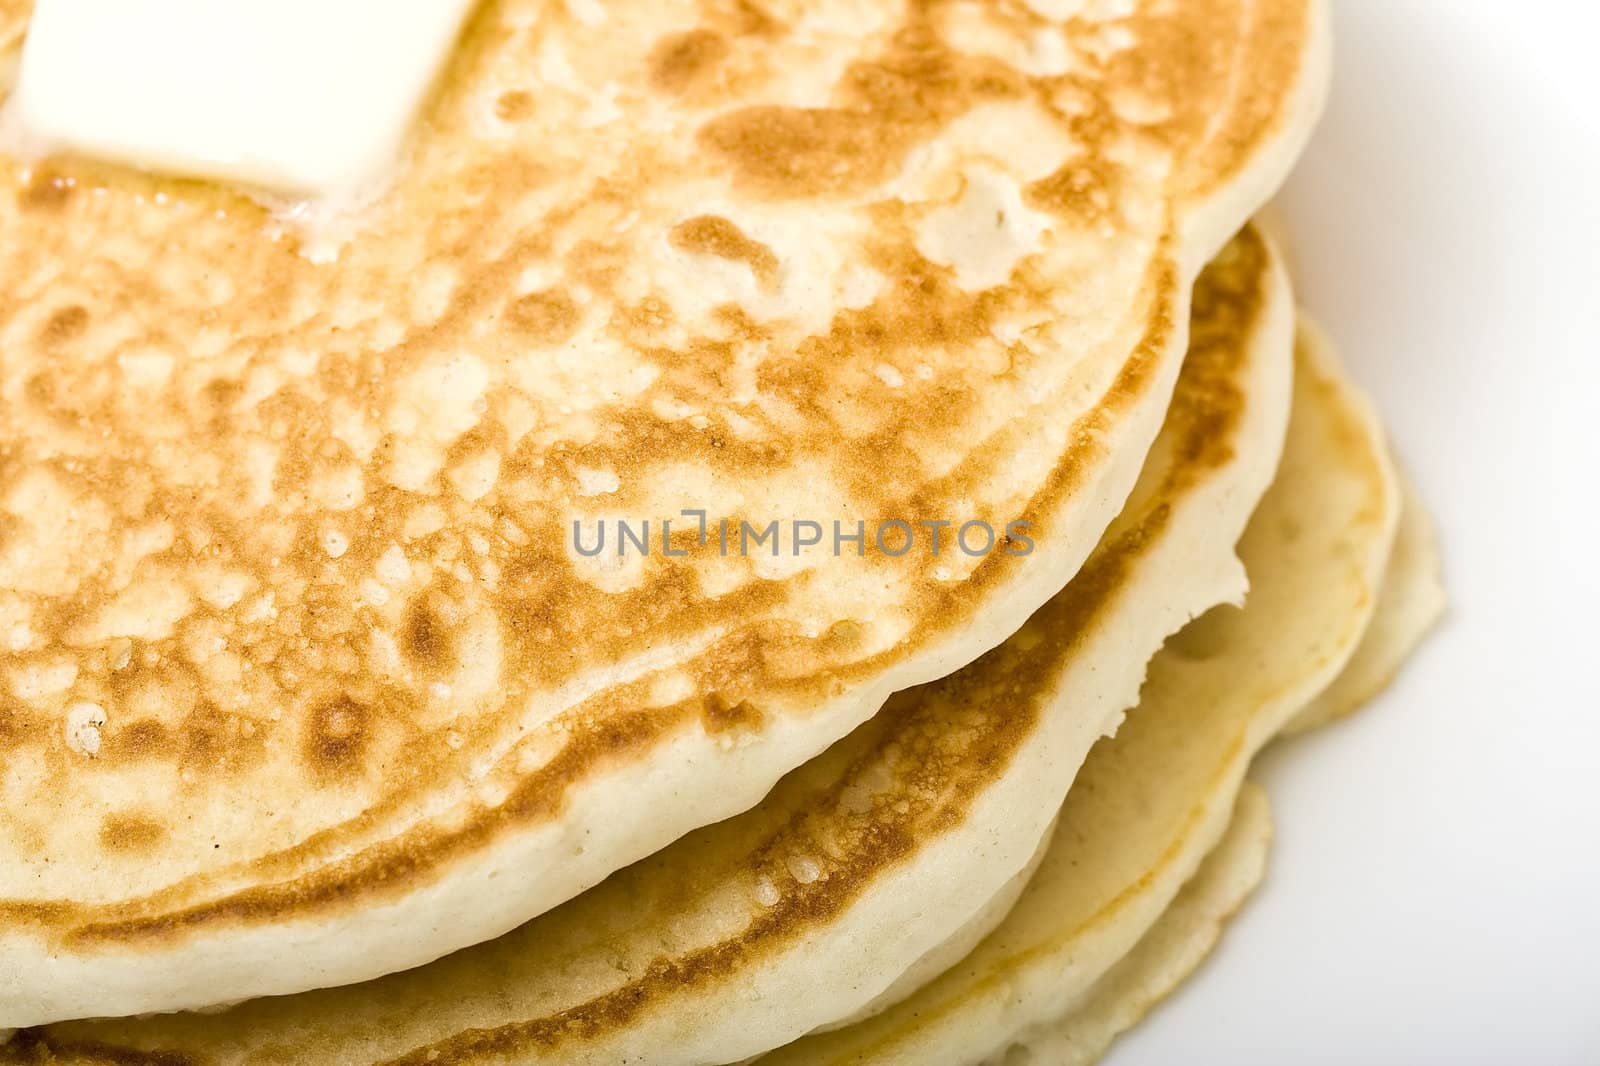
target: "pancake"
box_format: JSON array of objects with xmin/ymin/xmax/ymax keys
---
[
  {"xmin": 761, "ymin": 315, "xmax": 1405, "ymax": 1065},
  {"xmin": 988, "ymin": 492, "xmax": 1445, "ymax": 1066},
  {"xmin": 0, "ymin": 0, "xmax": 1329, "ymax": 1022},
  {"xmin": 978, "ymin": 486, "xmax": 1444, "ymax": 1066},
  {"xmin": 0, "ymin": 226, "xmax": 1293, "ymax": 1065}
]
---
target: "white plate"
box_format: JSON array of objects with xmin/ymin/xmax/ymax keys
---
[{"xmin": 1111, "ymin": 2, "xmax": 1600, "ymax": 1062}]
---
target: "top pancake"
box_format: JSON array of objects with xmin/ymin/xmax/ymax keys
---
[
  {"xmin": 0, "ymin": 0, "xmax": 1328, "ymax": 1022},
  {"xmin": 0, "ymin": 223, "xmax": 1293, "ymax": 1066}
]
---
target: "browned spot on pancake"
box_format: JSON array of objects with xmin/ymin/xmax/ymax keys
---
[
  {"xmin": 303, "ymin": 697, "xmax": 371, "ymax": 780},
  {"xmin": 108, "ymin": 719, "xmax": 172, "ymax": 761},
  {"xmin": 698, "ymin": 107, "xmax": 895, "ymax": 199},
  {"xmin": 202, "ymin": 376, "xmax": 243, "ymax": 409},
  {"xmin": 179, "ymin": 708, "xmax": 267, "ymax": 778},
  {"xmin": 21, "ymin": 372, "xmax": 55, "ymax": 409},
  {"xmin": 669, "ymin": 215, "xmax": 779, "ymax": 289},
  {"xmin": 1027, "ymin": 159, "xmax": 1124, "ymax": 226},
  {"xmin": 0, "ymin": 1031, "xmax": 195, "ymax": 1066},
  {"xmin": 651, "ymin": 29, "xmax": 729, "ymax": 93},
  {"xmin": 504, "ymin": 289, "xmax": 580, "ymax": 345},
  {"xmin": 699, "ymin": 27, "xmax": 1023, "ymax": 198},
  {"xmin": 730, "ymin": 0, "xmax": 782, "ymax": 36},
  {"xmin": 403, "ymin": 598, "xmax": 453, "ymax": 671},
  {"xmin": 19, "ymin": 168, "xmax": 74, "ymax": 210},
  {"xmin": 494, "ymin": 89, "xmax": 533, "ymax": 122},
  {"xmin": 701, "ymin": 692, "xmax": 764, "ymax": 734},
  {"xmin": 758, "ymin": 239, "xmax": 991, "ymax": 425},
  {"xmin": 1163, "ymin": 230, "xmax": 1268, "ymax": 470},
  {"xmin": 40, "ymin": 305, "xmax": 89, "ymax": 345},
  {"xmin": 99, "ymin": 815, "xmax": 166, "ymax": 854},
  {"xmin": 0, "ymin": 705, "xmax": 39, "ymax": 745}
]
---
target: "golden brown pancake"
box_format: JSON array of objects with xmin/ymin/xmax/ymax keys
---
[{"xmin": 0, "ymin": 0, "xmax": 1329, "ymax": 1022}]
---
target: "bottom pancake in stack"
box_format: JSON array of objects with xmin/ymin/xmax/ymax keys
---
[
  {"xmin": 979, "ymin": 477, "xmax": 1445, "ymax": 1066},
  {"xmin": 0, "ymin": 227, "xmax": 1442, "ymax": 1066}
]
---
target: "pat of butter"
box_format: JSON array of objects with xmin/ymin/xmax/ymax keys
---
[{"xmin": 9, "ymin": 0, "xmax": 478, "ymax": 199}]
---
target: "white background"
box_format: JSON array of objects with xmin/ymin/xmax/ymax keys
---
[{"xmin": 1113, "ymin": 1, "xmax": 1600, "ymax": 1063}]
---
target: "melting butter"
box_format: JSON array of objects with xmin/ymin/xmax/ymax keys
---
[{"xmin": 6, "ymin": 0, "xmax": 477, "ymax": 200}]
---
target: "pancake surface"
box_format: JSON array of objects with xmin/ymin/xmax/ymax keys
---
[
  {"xmin": 764, "ymin": 316, "xmax": 1404, "ymax": 1065},
  {"xmin": 0, "ymin": 226, "xmax": 1293, "ymax": 1066},
  {"xmin": 0, "ymin": 0, "xmax": 1328, "ymax": 1022}
]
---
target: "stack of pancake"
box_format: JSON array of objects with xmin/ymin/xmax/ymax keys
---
[{"xmin": 0, "ymin": 1, "xmax": 1442, "ymax": 1062}]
